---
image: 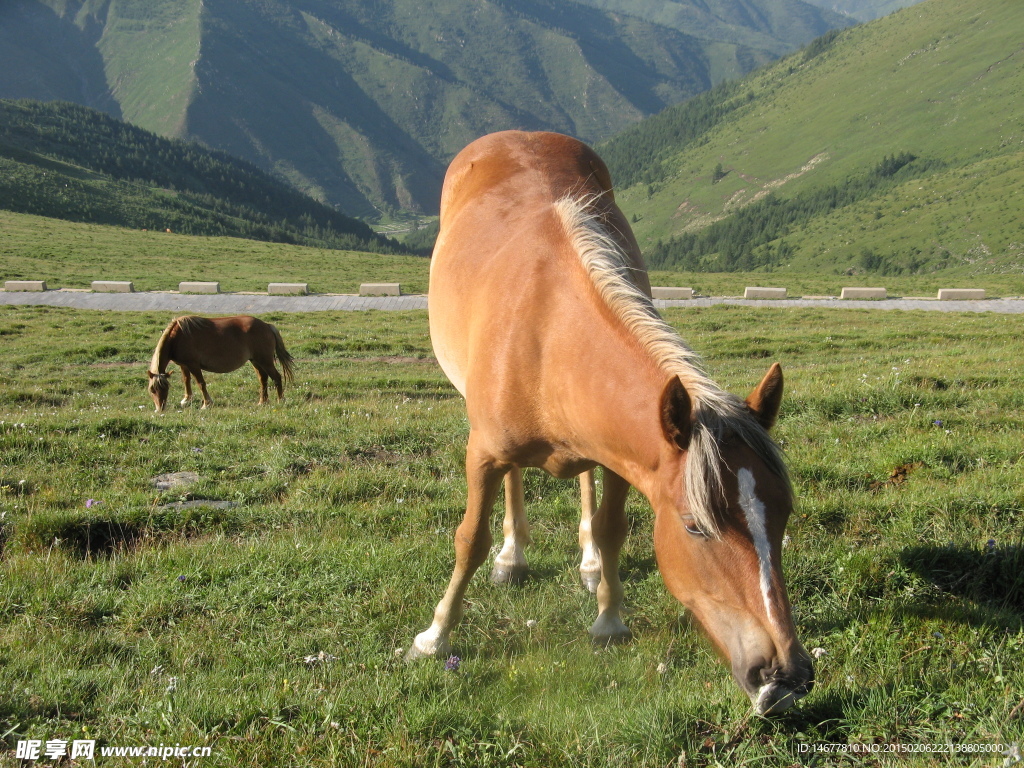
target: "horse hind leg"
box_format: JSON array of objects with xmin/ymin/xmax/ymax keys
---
[
  {"xmin": 407, "ymin": 433, "xmax": 507, "ymax": 660},
  {"xmin": 252, "ymin": 363, "xmax": 270, "ymax": 405},
  {"xmin": 191, "ymin": 368, "xmax": 213, "ymax": 408},
  {"xmin": 578, "ymin": 468, "xmax": 601, "ymax": 593},
  {"xmin": 491, "ymin": 466, "xmax": 530, "ymax": 585}
]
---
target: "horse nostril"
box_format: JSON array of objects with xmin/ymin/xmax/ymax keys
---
[{"xmin": 758, "ymin": 664, "xmax": 782, "ymax": 686}]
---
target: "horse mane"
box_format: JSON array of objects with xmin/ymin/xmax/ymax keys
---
[
  {"xmin": 149, "ymin": 316, "xmax": 212, "ymax": 374},
  {"xmin": 554, "ymin": 194, "xmax": 790, "ymax": 538}
]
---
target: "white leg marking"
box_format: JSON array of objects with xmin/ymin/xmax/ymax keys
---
[
  {"xmin": 737, "ymin": 468, "xmax": 776, "ymax": 627},
  {"xmin": 578, "ymin": 470, "xmax": 601, "ymax": 591}
]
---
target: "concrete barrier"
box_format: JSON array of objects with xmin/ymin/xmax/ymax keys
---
[
  {"xmin": 652, "ymin": 287, "xmax": 694, "ymax": 300},
  {"xmin": 744, "ymin": 287, "xmax": 787, "ymax": 299},
  {"xmin": 91, "ymin": 280, "xmax": 135, "ymax": 293},
  {"xmin": 937, "ymin": 288, "xmax": 985, "ymax": 300},
  {"xmin": 179, "ymin": 281, "xmax": 221, "ymax": 294},
  {"xmin": 4, "ymin": 280, "xmax": 47, "ymax": 292},
  {"xmin": 269, "ymin": 283, "xmax": 309, "ymax": 295},
  {"xmin": 841, "ymin": 287, "xmax": 887, "ymax": 300},
  {"xmin": 359, "ymin": 282, "xmax": 401, "ymax": 296}
]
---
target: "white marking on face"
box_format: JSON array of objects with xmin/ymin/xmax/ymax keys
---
[{"xmin": 737, "ymin": 467, "xmax": 776, "ymax": 627}]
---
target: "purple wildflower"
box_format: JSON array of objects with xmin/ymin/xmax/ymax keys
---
[
  {"xmin": 444, "ymin": 655, "xmax": 461, "ymax": 672},
  {"xmin": 933, "ymin": 420, "xmax": 943, "ymax": 427},
  {"xmin": 85, "ymin": 498, "xmax": 101, "ymax": 508},
  {"xmin": 178, "ymin": 575, "xmax": 187, "ymax": 582}
]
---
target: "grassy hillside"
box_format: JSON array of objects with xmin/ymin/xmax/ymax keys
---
[
  {"xmin": 605, "ymin": 0, "xmax": 1024, "ymax": 278},
  {"xmin": 801, "ymin": 0, "xmax": 925, "ymax": 22},
  {"xmin": 0, "ymin": 0, "xmax": 859, "ymax": 217},
  {"xmin": 0, "ymin": 211, "xmax": 429, "ymax": 294},
  {"xmin": 0, "ymin": 99, "xmax": 405, "ymax": 255}
]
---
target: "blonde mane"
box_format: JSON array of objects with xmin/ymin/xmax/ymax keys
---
[
  {"xmin": 554, "ymin": 194, "xmax": 790, "ymax": 538},
  {"xmin": 149, "ymin": 316, "xmax": 212, "ymax": 374}
]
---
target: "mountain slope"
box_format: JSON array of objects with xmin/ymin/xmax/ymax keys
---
[
  {"xmin": 0, "ymin": 0, "xmax": 857, "ymax": 217},
  {"xmin": 605, "ymin": 0, "xmax": 1024, "ymax": 276},
  {"xmin": 800, "ymin": 0, "xmax": 924, "ymax": 22},
  {"xmin": 0, "ymin": 99, "xmax": 404, "ymax": 253}
]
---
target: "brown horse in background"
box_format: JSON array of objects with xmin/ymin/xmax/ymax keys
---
[
  {"xmin": 147, "ymin": 315, "xmax": 294, "ymax": 411},
  {"xmin": 407, "ymin": 131, "xmax": 813, "ymax": 715}
]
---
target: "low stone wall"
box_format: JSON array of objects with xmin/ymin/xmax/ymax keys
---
[
  {"xmin": 937, "ymin": 288, "xmax": 985, "ymax": 300},
  {"xmin": 360, "ymin": 282, "xmax": 401, "ymax": 296},
  {"xmin": 744, "ymin": 287, "xmax": 787, "ymax": 299},
  {"xmin": 4, "ymin": 280, "xmax": 47, "ymax": 291},
  {"xmin": 268, "ymin": 283, "xmax": 309, "ymax": 295},
  {"xmin": 841, "ymin": 287, "xmax": 887, "ymax": 299},
  {"xmin": 179, "ymin": 282, "xmax": 221, "ymax": 294},
  {"xmin": 92, "ymin": 280, "xmax": 134, "ymax": 293},
  {"xmin": 651, "ymin": 287, "xmax": 693, "ymax": 300}
]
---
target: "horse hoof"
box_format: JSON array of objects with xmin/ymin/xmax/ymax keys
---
[
  {"xmin": 490, "ymin": 565, "xmax": 528, "ymax": 585},
  {"xmin": 404, "ymin": 630, "xmax": 449, "ymax": 662},
  {"xmin": 589, "ymin": 611, "xmax": 632, "ymax": 646},
  {"xmin": 580, "ymin": 572, "xmax": 601, "ymax": 594}
]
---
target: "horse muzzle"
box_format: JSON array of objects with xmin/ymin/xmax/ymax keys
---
[{"xmin": 752, "ymin": 678, "xmax": 813, "ymax": 715}]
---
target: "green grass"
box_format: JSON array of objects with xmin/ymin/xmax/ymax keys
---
[
  {"xmin": 0, "ymin": 211, "xmax": 430, "ymax": 295},
  {"xmin": 1, "ymin": 304, "xmax": 1022, "ymax": 766}
]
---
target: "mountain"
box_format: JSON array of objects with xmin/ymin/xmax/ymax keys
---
[
  {"xmin": 574, "ymin": 0, "xmax": 853, "ymax": 57},
  {"xmin": 0, "ymin": 0, "xmax": 853, "ymax": 218},
  {"xmin": 800, "ymin": 0, "xmax": 925, "ymax": 22},
  {"xmin": 0, "ymin": 99, "xmax": 405, "ymax": 253},
  {"xmin": 603, "ymin": 0, "xmax": 1024, "ymax": 277}
]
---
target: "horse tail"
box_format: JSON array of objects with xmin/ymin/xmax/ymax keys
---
[{"xmin": 271, "ymin": 324, "xmax": 295, "ymax": 383}]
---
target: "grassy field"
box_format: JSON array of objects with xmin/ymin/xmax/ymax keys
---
[{"xmin": 0, "ymin": 304, "xmax": 1022, "ymax": 767}]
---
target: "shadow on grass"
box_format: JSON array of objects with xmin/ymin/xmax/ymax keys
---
[{"xmin": 900, "ymin": 542, "xmax": 1024, "ymax": 614}]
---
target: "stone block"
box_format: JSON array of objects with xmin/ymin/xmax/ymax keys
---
[
  {"xmin": 937, "ymin": 288, "xmax": 985, "ymax": 300},
  {"xmin": 91, "ymin": 280, "xmax": 135, "ymax": 293},
  {"xmin": 651, "ymin": 287, "xmax": 694, "ymax": 300},
  {"xmin": 744, "ymin": 287, "xmax": 787, "ymax": 299},
  {"xmin": 841, "ymin": 287, "xmax": 887, "ymax": 299},
  {"xmin": 179, "ymin": 281, "xmax": 221, "ymax": 294},
  {"xmin": 268, "ymin": 282, "xmax": 309, "ymax": 295},
  {"xmin": 359, "ymin": 282, "xmax": 401, "ymax": 296},
  {"xmin": 4, "ymin": 280, "xmax": 47, "ymax": 292}
]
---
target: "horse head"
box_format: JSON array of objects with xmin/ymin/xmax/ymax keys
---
[
  {"xmin": 652, "ymin": 363, "xmax": 813, "ymax": 715},
  {"xmin": 148, "ymin": 371, "xmax": 170, "ymax": 412}
]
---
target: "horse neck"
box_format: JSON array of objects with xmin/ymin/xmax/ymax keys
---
[
  {"xmin": 554, "ymin": 304, "xmax": 677, "ymax": 489},
  {"xmin": 150, "ymin": 323, "xmax": 176, "ymax": 374}
]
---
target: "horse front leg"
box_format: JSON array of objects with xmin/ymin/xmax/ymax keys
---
[
  {"xmin": 407, "ymin": 432, "xmax": 507, "ymax": 660},
  {"xmin": 589, "ymin": 468, "xmax": 632, "ymax": 645},
  {"xmin": 179, "ymin": 366, "xmax": 193, "ymax": 407},
  {"xmin": 491, "ymin": 466, "xmax": 530, "ymax": 585},
  {"xmin": 578, "ymin": 468, "xmax": 601, "ymax": 593}
]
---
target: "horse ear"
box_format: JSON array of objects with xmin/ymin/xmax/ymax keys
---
[
  {"xmin": 746, "ymin": 362, "xmax": 784, "ymax": 430},
  {"xmin": 147, "ymin": 370, "xmax": 155, "ymax": 379},
  {"xmin": 660, "ymin": 376, "xmax": 693, "ymax": 450}
]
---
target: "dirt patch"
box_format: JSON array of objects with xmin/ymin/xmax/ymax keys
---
[{"xmin": 870, "ymin": 461, "xmax": 924, "ymax": 491}]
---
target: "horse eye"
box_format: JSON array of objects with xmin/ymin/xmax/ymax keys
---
[{"xmin": 683, "ymin": 518, "xmax": 707, "ymax": 539}]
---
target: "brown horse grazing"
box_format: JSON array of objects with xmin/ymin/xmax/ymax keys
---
[
  {"xmin": 406, "ymin": 130, "xmax": 813, "ymax": 715},
  {"xmin": 147, "ymin": 315, "xmax": 294, "ymax": 411}
]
